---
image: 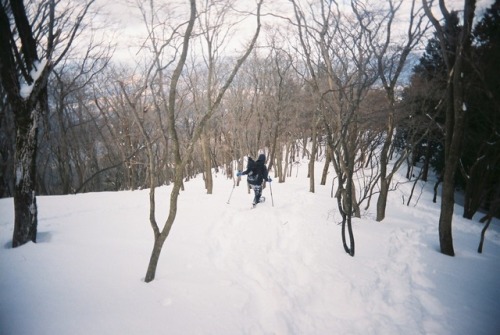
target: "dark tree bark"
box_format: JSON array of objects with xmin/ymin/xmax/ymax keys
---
[
  {"xmin": 1, "ymin": 0, "xmax": 94, "ymax": 247},
  {"xmin": 201, "ymin": 130, "xmax": 213, "ymax": 194},
  {"xmin": 308, "ymin": 128, "xmax": 317, "ymax": 193},
  {"xmin": 423, "ymin": 0, "xmax": 477, "ymax": 256},
  {"xmin": 477, "ymin": 216, "xmax": 492, "ymax": 254},
  {"xmin": 320, "ymin": 147, "xmax": 331, "ymax": 186},
  {"xmin": 0, "ymin": 98, "xmax": 15, "ymax": 198},
  {"xmin": 0, "ymin": 1, "xmax": 48, "ymax": 247},
  {"xmin": 477, "ymin": 198, "xmax": 499, "ymax": 253},
  {"xmin": 144, "ymin": 0, "xmax": 197, "ymax": 282},
  {"xmin": 367, "ymin": 0, "xmax": 425, "ymax": 222}
]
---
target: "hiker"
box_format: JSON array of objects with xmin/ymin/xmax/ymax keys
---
[{"xmin": 237, "ymin": 154, "xmax": 272, "ymax": 206}]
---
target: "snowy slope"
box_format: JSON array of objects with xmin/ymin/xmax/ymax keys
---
[{"xmin": 1, "ymin": 161, "xmax": 499, "ymax": 335}]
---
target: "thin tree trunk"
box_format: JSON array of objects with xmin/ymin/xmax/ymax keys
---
[
  {"xmin": 320, "ymin": 148, "xmax": 331, "ymax": 186},
  {"xmin": 145, "ymin": 179, "xmax": 182, "ymax": 282},
  {"xmin": 202, "ymin": 130, "xmax": 213, "ymax": 194},
  {"xmin": 422, "ymin": 140, "xmax": 431, "ymax": 181},
  {"xmin": 477, "ymin": 216, "xmax": 492, "ymax": 254},
  {"xmin": 144, "ymin": 0, "xmax": 262, "ymax": 282},
  {"xmin": 281, "ymin": 142, "xmax": 291, "ymax": 183},
  {"xmin": 376, "ymin": 103, "xmax": 394, "ymax": 222},
  {"xmin": 344, "ymin": 170, "xmax": 355, "ymax": 256},
  {"xmin": 268, "ymin": 122, "xmax": 279, "ymax": 173},
  {"xmin": 309, "ymin": 131, "xmax": 317, "ymax": 193},
  {"xmin": 276, "ymin": 143, "xmax": 284, "ymax": 183}
]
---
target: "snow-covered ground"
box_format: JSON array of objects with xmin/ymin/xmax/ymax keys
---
[{"xmin": 1, "ymin": 160, "xmax": 499, "ymax": 335}]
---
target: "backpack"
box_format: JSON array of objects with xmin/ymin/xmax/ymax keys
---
[
  {"xmin": 246, "ymin": 157, "xmax": 259, "ymax": 183},
  {"xmin": 247, "ymin": 157, "xmax": 255, "ymax": 171}
]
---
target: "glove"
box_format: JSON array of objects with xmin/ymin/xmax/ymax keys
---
[
  {"xmin": 267, "ymin": 177, "xmax": 272, "ymax": 182},
  {"xmin": 236, "ymin": 171, "xmax": 242, "ymax": 177}
]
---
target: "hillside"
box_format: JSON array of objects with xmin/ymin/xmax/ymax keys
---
[{"xmin": 1, "ymin": 160, "xmax": 499, "ymax": 335}]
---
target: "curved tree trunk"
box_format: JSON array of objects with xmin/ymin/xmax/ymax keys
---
[
  {"xmin": 143, "ymin": 0, "xmax": 262, "ymax": 282},
  {"xmin": 145, "ymin": 179, "xmax": 182, "ymax": 282}
]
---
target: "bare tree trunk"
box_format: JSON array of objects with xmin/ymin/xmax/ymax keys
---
[
  {"xmin": 201, "ymin": 130, "xmax": 213, "ymax": 194},
  {"xmin": 321, "ymin": 147, "xmax": 331, "ymax": 185},
  {"xmin": 275, "ymin": 143, "xmax": 284, "ymax": 183},
  {"xmin": 281, "ymin": 142, "xmax": 291, "ymax": 183},
  {"xmin": 477, "ymin": 216, "xmax": 492, "ymax": 254},
  {"xmin": 462, "ymin": 160, "xmax": 487, "ymax": 219},
  {"xmin": 376, "ymin": 164, "xmax": 390, "ymax": 221},
  {"xmin": 118, "ymin": 78, "xmax": 160, "ymax": 241},
  {"xmin": 424, "ymin": 0, "xmax": 477, "ymax": 256},
  {"xmin": 343, "ymin": 166, "xmax": 355, "ymax": 256},
  {"xmin": 351, "ymin": 0, "xmax": 426, "ymax": 222},
  {"xmin": 12, "ymin": 109, "xmax": 40, "ymax": 246},
  {"xmin": 268, "ymin": 122, "xmax": 279, "ymax": 173},
  {"xmin": 0, "ymin": 1, "xmax": 56, "ymax": 246},
  {"xmin": 145, "ymin": 179, "xmax": 182, "ymax": 282},
  {"xmin": 144, "ymin": 0, "xmax": 197, "ymax": 282},
  {"xmin": 0, "ymin": 100, "xmax": 15, "ymax": 198},
  {"xmin": 143, "ymin": 0, "xmax": 262, "ymax": 282},
  {"xmin": 308, "ymin": 131, "xmax": 317, "ymax": 193},
  {"xmin": 478, "ymin": 198, "xmax": 499, "ymax": 253},
  {"xmin": 433, "ymin": 176, "xmax": 442, "ymax": 203}
]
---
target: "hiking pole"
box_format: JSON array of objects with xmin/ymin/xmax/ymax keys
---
[
  {"xmin": 269, "ymin": 181, "xmax": 274, "ymax": 207},
  {"xmin": 227, "ymin": 178, "xmax": 236, "ymax": 204}
]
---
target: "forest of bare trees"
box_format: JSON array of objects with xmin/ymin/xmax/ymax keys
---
[{"xmin": 1, "ymin": 0, "xmax": 498, "ymax": 279}]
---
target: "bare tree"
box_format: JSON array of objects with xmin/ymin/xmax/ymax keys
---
[
  {"xmin": 287, "ymin": 0, "xmax": 335, "ymax": 195},
  {"xmin": 139, "ymin": 0, "xmax": 262, "ymax": 282},
  {"xmin": 0, "ymin": 0, "xmax": 95, "ymax": 247},
  {"xmin": 87, "ymin": 71, "xmax": 142, "ymax": 192},
  {"xmin": 264, "ymin": 42, "xmax": 298, "ymax": 182},
  {"xmin": 42, "ymin": 29, "xmax": 113, "ymax": 194},
  {"xmin": 350, "ymin": 0, "xmax": 428, "ymax": 222},
  {"xmin": 287, "ymin": 0, "xmax": 378, "ymax": 256},
  {"xmin": 190, "ymin": 0, "xmax": 256, "ymax": 194},
  {"xmin": 323, "ymin": 3, "xmax": 381, "ymax": 255},
  {"xmin": 423, "ymin": 0, "xmax": 478, "ymax": 256}
]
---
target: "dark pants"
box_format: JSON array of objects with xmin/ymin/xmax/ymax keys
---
[{"xmin": 249, "ymin": 183, "xmax": 262, "ymax": 204}]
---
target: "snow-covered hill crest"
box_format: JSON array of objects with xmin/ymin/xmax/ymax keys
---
[{"xmin": 1, "ymin": 161, "xmax": 499, "ymax": 335}]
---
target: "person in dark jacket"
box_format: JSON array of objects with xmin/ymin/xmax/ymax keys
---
[{"xmin": 237, "ymin": 154, "xmax": 272, "ymax": 206}]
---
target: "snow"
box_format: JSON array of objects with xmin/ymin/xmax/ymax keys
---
[
  {"xmin": 20, "ymin": 59, "xmax": 47, "ymax": 100},
  {"xmin": 15, "ymin": 166, "xmax": 22, "ymax": 186},
  {"xmin": 1, "ymin": 160, "xmax": 500, "ymax": 335}
]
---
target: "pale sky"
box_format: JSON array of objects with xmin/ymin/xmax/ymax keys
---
[{"xmin": 94, "ymin": 0, "xmax": 496, "ymax": 65}]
